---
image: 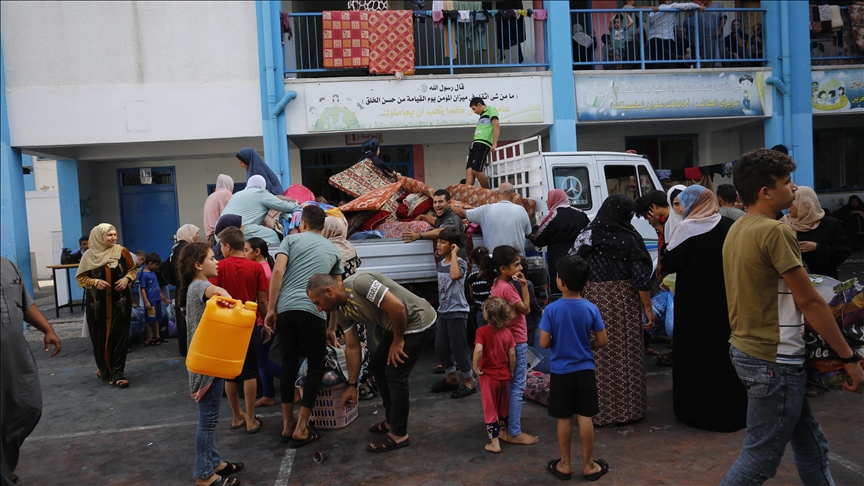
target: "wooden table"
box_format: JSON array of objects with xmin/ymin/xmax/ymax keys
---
[{"xmin": 46, "ymin": 264, "xmax": 84, "ymax": 318}]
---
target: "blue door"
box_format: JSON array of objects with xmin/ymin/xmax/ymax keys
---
[{"xmin": 118, "ymin": 167, "xmax": 180, "ymax": 260}]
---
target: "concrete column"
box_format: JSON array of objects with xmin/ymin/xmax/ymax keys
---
[
  {"xmin": 545, "ymin": 0, "xmax": 577, "ymax": 152},
  {"xmin": 57, "ymin": 159, "xmax": 84, "ymax": 300},
  {"xmin": 762, "ymin": 1, "xmax": 784, "ymax": 150},
  {"xmin": 0, "ymin": 36, "xmax": 35, "ymax": 294}
]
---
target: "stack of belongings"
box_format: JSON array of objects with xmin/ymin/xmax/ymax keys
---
[
  {"xmin": 804, "ymin": 278, "xmax": 864, "ymax": 389},
  {"xmin": 328, "ymin": 159, "xmax": 536, "ymax": 240}
]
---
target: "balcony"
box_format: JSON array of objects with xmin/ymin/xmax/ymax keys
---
[
  {"xmin": 570, "ymin": 7, "xmax": 768, "ymax": 70},
  {"xmin": 283, "ymin": 11, "xmax": 548, "ymax": 78},
  {"xmin": 810, "ymin": 6, "xmax": 864, "ymax": 66}
]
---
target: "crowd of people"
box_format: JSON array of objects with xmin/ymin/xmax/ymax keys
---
[{"xmin": 5, "ymin": 139, "xmax": 864, "ymax": 486}]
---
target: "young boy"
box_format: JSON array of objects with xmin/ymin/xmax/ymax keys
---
[
  {"xmin": 720, "ymin": 149, "xmax": 864, "ymax": 485},
  {"xmin": 140, "ymin": 252, "xmax": 169, "ymax": 345},
  {"xmin": 211, "ymin": 226, "xmax": 268, "ymax": 434},
  {"xmin": 540, "ymin": 255, "xmax": 609, "ymax": 481},
  {"xmin": 431, "ymin": 227, "xmax": 476, "ymax": 399}
]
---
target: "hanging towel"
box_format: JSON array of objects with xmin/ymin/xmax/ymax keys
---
[
  {"xmin": 458, "ymin": 10, "xmax": 471, "ymax": 22},
  {"xmin": 322, "ymin": 11, "xmax": 371, "ymax": 68},
  {"xmin": 475, "ymin": 11, "xmax": 488, "ymax": 23},
  {"xmin": 368, "ymin": 10, "xmax": 416, "ymax": 75},
  {"xmin": 516, "ymin": 9, "xmax": 529, "ymax": 18},
  {"xmin": 721, "ymin": 161, "xmax": 736, "ymax": 176},
  {"xmin": 532, "ymin": 9, "xmax": 547, "ymax": 20},
  {"xmin": 684, "ymin": 167, "xmax": 702, "ymax": 180},
  {"xmin": 410, "ymin": 0, "xmax": 426, "ymax": 8},
  {"xmin": 488, "ymin": 9, "xmax": 498, "ymax": 16},
  {"xmin": 656, "ymin": 169, "xmax": 672, "ymax": 180},
  {"xmin": 414, "ymin": 10, "xmax": 427, "ymax": 22},
  {"xmin": 432, "ymin": 9, "xmax": 444, "ymax": 25},
  {"xmin": 443, "ymin": 10, "xmax": 459, "ymax": 21},
  {"xmin": 810, "ymin": 4, "xmax": 831, "ymax": 33},
  {"xmin": 280, "ymin": 12, "xmax": 293, "ymax": 41}
]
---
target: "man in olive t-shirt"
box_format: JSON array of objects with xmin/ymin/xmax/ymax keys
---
[
  {"xmin": 307, "ymin": 271, "xmax": 436, "ymax": 453},
  {"xmin": 720, "ymin": 149, "xmax": 864, "ymax": 485},
  {"xmin": 465, "ymin": 97, "xmax": 499, "ymax": 189}
]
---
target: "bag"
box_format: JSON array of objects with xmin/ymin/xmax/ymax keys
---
[
  {"xmin": 327, "ymin": 344, "xmax": 349, "ymax": 383},
  {"xmin": 805, "ymin": 278, "xmax": 864, "ymax": 389},
  {"xmin": 167, "ymin": 319, "xmax": 177, "ymax": 338},
  {"xmin": 60, "ymin": 248, "xmax": 79, "ymax": 264}
]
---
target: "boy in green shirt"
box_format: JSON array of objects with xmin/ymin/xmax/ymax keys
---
[{"xmin": 466, "ymin": 97, "xmax": 499, "ymax": 189}]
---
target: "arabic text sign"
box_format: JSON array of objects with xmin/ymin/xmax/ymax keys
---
[
  {"xmin": 575, "ymin": 72, "xmax": 769, "ymax": 122},
  {"xmin": 811, "ymin": 68, "xmax": 864, "ymax": 114},
  {"xmin": 304, "ymin": 76, "xmax": 544, "ymax": 132}
]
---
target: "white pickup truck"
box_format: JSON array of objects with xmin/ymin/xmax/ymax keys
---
[{"xmin": 351, "ymin": 136, "xmax": 663, "ymax": 287}]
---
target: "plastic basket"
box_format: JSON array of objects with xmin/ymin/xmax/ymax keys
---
[{"xmin": 297, "ymin": 383, "xmax": 359, "ymax": 430}]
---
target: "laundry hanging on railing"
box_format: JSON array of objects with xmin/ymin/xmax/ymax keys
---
[
  {"xmin": 655, "ymin": 160, "xmax": 738, "ymax": 182},
  {"xmin": 322, "ymin": 11, "xmax": 371, "ymax": 68},
  {"xmin": 322, "ymin": 10, "xmax": 415, "ymax": 74},
  {"xmin": 279, "ymin": 12, "xmax": 292, "ymax": 42}
]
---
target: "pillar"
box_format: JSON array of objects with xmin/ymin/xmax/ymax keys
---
[
  {"xmin": 545, "ymin": 0, "xmax": 577, "ymax": 152},
  {"xmin": 256, "ymin": 0, "xmax": 292, "ymax": 190},
  {"xmin": 57, "ymin": 159, "xmax": 84, "ymax": 300}
]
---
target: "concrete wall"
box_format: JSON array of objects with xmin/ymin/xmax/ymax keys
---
[
  {"xmin": 25, "ymin": 191, "xmax": 61, "ymax": 279},
  {"xmin": 1, "ymin": 1, "xmax": 262, "ymax": 147}
]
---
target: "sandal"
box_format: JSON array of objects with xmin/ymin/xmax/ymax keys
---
[
  {"xmin": 215, "ymin": 462, "xmax": 244, "ymax": 476},
  {"xmin": 246, "ymin": 416, "xmax": 263, "ymax": 435},
  {"xmin": 158, "ymin": 336, "xmax": 169, "ymax": 344},
  {"xmin": 230, "ymin": 418, "xmax": 246, "ymax": 430},
  {"xmin": 547, "ymin": 459, "xmax": 572, "ymax": 480},
  {"xmin": 430, "ymin": 379, "xmax": 460, "ymax": 393},
  {"xmin": 584, "ymin": 459, "xmax": 610, "ymax": 481},
  {"xmin": 644, "ymin": 347, "xmax": 660, "ymax": 356},
  {"xmin": 113, "ymin": 377, "xmax": 130, "ymax": 388},
  {"xmin": 288, "ymin": 426, "xmax": 321, "ymax": 449},
  {"xmin": 366, "ymin": 434, "xmax": 410, "ymax": 453},
  {"xmin": 656, "ymin": 352, "xmax": 673, "ymax": 367},
  {"xmin": 209, "ymin": 477, "xmax": 240, "ymax": 486},
  {"xmin": 369, "ymin": 420, "xmax": 390, "ymax": 434},
  {"xmin": 432, "ymin": 365, "xmax": 445, "ymax": 374},
  {"xmin": 451, "ymin": 384, "xmax": 477, "ymax": 399}
]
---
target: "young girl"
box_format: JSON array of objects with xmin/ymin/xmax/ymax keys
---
[
  {"xmin": 243, "ymin": 237, "xmax": 282, "ymax": 408},
  {"xmin": 473, "ymin": 297, "xmax": 516, "ymax": 453},
  {"xmin": 178, "ymin": 242, "xmax": 244, "ymax": 486},
  {"xmin": 487, "ymin": 245, "xmax": 539, "ymax": 445},
  {"xmin": 466, "ymin": 246, "xmax": 492, "ymax": 328}
]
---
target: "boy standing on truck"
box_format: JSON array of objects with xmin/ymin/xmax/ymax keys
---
[
  {"xmin": 431, "ymin": 228, "xmax": 476, "ymax": 399},
  {"xmin": 465, "ymin": 97, "xmax": 499, "ymax": 189}
]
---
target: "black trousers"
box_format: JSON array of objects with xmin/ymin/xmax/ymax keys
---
[
  {"xmin": 174, "ymin": 301, "xmax": 187, "ymax": 357},
  {"xmin": 368, "ymin": 325, "xmax": 436, "ymax": 437},
  {"xmin": 276, "ymin": 310, "xmax": 326, "ymax": 410}
]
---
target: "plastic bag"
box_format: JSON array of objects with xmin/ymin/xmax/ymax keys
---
[
  {"xmin": 645, "ymin": 290, "xmax": 674, "ymax": 339},
  {"xmin": 805, "ymin": 278, "xmax": 864, "ymax": 389}
]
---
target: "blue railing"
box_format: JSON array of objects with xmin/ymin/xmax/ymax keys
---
[
  {"xmin": 570, "ymin": 8, "xmax": 768, "ymax": 70},
  {"xmin": 811, "ymin": 6, "xmax": 864, "ymax": 64},
  {"xmin": 283, "ymin": 12, "xmax": 548, "ymax": 76}
]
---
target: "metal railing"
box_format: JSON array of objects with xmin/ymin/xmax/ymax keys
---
[
  {"xmin": 810, "ymin": 6, "xmax": 864, "ymax": 64},
  {"xmin": 570, "ymin": 8, "xmax": 768, "ymax": 70},
  {"xmin": 283, "ymin": 11, "xmax": 548, "ymax": 77}
]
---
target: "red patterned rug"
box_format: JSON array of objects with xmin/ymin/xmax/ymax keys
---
[
  {"xmin": 368, "ymin": 10, "xmax": 415, "ymax": 75},
  {"xmin": 322, "ymin": 11, "xmax": 370, "ymax": 69}
]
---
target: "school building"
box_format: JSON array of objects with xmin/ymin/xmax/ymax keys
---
[{"xmin": 2, "ymin": 0, "xmax": 862, "ymax": 292}]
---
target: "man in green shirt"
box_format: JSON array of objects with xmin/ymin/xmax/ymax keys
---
[
  {"xmin": 307, "ymin": 271, "xmax": 436, "ymax": 453},
  {"xmin": 465, "ymin": 97, "xmax": 500, "ymax": 189}
]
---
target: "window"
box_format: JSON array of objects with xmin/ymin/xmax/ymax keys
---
[
  {"xmin": 604, "ymin": 165, "xmax": 641, "ymax": 200},
  {"xmin": 626, "ymin": 135, "xmax": 698, "ymax": 170},
  {"xmin": 814, "ymin": 127, "xmax": 864, "ymax": 191},
  {"xmin": 552, "ymin": 166, "xmax": 592, "ymax": 210},
  {"xmin": 120, "ymin": 170, "xmax": 173, "ymax": 187}
]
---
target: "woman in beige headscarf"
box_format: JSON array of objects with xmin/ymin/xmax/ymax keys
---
[
  {"xmin": 321, "ymin": 216, "xmax": 361, "ymax": 278},
  {"xmin": 167, "ymin": 224, "xmax": 200, "ymax": 356},
  {"xmin": 76, "ymin": 223, "xmax": 138, "ymax": 388},
  {"xmin": 782, "ymin": 186, "xmax": 850, "ymax": 278}
]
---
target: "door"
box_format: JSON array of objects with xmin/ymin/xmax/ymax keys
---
[{"xmin": 118, "ymin": 167, "xmax": 180, "ymax": 259}]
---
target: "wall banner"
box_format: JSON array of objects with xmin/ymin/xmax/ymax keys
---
[
  {"xmin": 304, "ymin": 76, "xmax": 544, "ymax": 132},
  {"xmin": 575, "ymin": 71, "xmax": 770, "ymax": 122},
  {"xmin": 811, "ymin": 68, "xmax": 864, "ymax": 114}
]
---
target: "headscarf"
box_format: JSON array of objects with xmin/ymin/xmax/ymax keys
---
[
  {"xmin": 175, "ymin": 224, "xmax": 200, "ymax": 244},
  {"xmin": 215, "ymin": 174, "xmax": 234, "ymax": 193},
  {"xmin": 538, "ymin": 189, "xmax": 573, "ymax": 229},
  {"xmin": 831, "ymin": 195, "xmax": 863, "ymax": 221},
  {"xmin": 247, "ymin": 174, "xmax": 267, "ymax": 190},
  {"xmin": 76, "ymin": 223, "xmax": 124, "ymax": 276},
  {"xmin": 666, "ymin": 185, "xmax": 722, "ymax": 251},
  {"xmin": 322, "ymin": 216, "xmax": 357, "ymax": 264},
  {"xmin": 237, "ymin": 147, "xmax": 284, "ymax": 195},
  {"xmin": 664, "ymin": 184, "xmax": 687, "ymax": 241},
  {"xmin": 215, "ymin": 214, "xmax": 242, "ymax": 236},
  {"xmin": 782, "ymin": 186, "xmax": 825, "ymax": 232},
  {"xmin": 570, "ymin": 194, "xmax": 650, "ymax": 265}
]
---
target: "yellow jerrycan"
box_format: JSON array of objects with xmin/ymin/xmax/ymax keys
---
[{"xmin": 186, "ymin": 296, "xmax": 258, "ymax": 379}]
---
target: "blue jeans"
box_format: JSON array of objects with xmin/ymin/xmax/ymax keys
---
[
  {"xmin": 507, "ymin": 342, "xmax": 528, "ymax": 436},
  {"xmin": 257, "ymin": 328, "xmax": 282, "ymax": 398},
  {"xmin": 194, "ymin": 378, "xmax": 224, "ymax": 481},
  {"xmin": 721, "ymin": 346, "xmax": 834, "ymax": 486}
]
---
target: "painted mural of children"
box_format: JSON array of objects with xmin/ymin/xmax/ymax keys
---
[{"xmin": 738, "ymin": 75, "xmax": 753, "ymax": 110}]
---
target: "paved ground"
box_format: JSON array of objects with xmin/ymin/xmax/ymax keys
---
[{"xmin": 13, "ymin": 259, "xmax": 864, "ymax": 486}]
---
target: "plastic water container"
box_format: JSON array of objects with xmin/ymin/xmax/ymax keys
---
[{"xmin": 186, "ymin": 296, "xmax": 258, "ymax": 379}]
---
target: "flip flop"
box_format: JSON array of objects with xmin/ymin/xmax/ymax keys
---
[
  {"xmin": 451, "ymin": 384, "xmax": 477, "ymax": 399},
  {"xmin": 246, "ymin": 416, "xmax": 263, "ymax": 434},
  {"xmin": 215, "ymin": 462, "xmax": 245, "ymax": 476},
  {"xmin": 210, "ymin": 477, "xmax": 240, "ymax": 486},
  {"xmin": 366, "ymin": 435, "xmax": 410, "ymax": 453},
  {"xmin": 288, "ymin": 426, "xmax": 321, "ymax": 449},
  {"xmin": 230, "ymin": 418, "xmax": 246, "ymax": 430},
  {"xmin": 584, "ymin": 459, "xmax": 609, "ymax": 481},
  {"xmin": 430, "ymin": 379, "xmax": 460, "ymax": 393},
  {"xmin": 113, "ymin": 377, "xmax": 130, "ymax": 388},
  {"xmin": 546, "ymin": 459, "xmax": 572, "ymax": 480}
]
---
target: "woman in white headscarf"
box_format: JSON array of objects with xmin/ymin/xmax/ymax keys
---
[
  {"xmin": 76, "ymin": 223, "xmax": 138, "ymax": 388},
  {"xmin": 663, "ymin": 184, "xmax": 687, "ymax": 245},
  {"xmin": 203, "ymin": 174, "xmax": 234, "ymax": 246},
  {"xmin": 220, "ymin": 175, "xmax": 298, "ymax": 245},
  {"xmin": 782, "ymin": 186, "xmax": 850, "ymax": 279}
]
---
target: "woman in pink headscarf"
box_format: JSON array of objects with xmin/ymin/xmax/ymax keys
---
[
  {"xmin": 203, "ymin": 174, "xmax": 234, "ymax": 246},
  {"xmin": 529, "ymin": 189, "xmax": 589, "ymax": 294}
]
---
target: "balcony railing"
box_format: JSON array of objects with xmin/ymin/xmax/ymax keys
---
[
  {"xmin": 283, "ymin": 11, "xmax": 548, "ymax": 77},
  {"xmin": 810, "ymin": 6, "xmax": 864, "ymax": 65},
  {"xmin": 571, "ymin": 8, "xmax": 768, "ymax": 70}
]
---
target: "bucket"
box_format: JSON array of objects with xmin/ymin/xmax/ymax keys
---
[{"xmin": 186, "ymin": 296, "xmax": 257, "ymax": 379}]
